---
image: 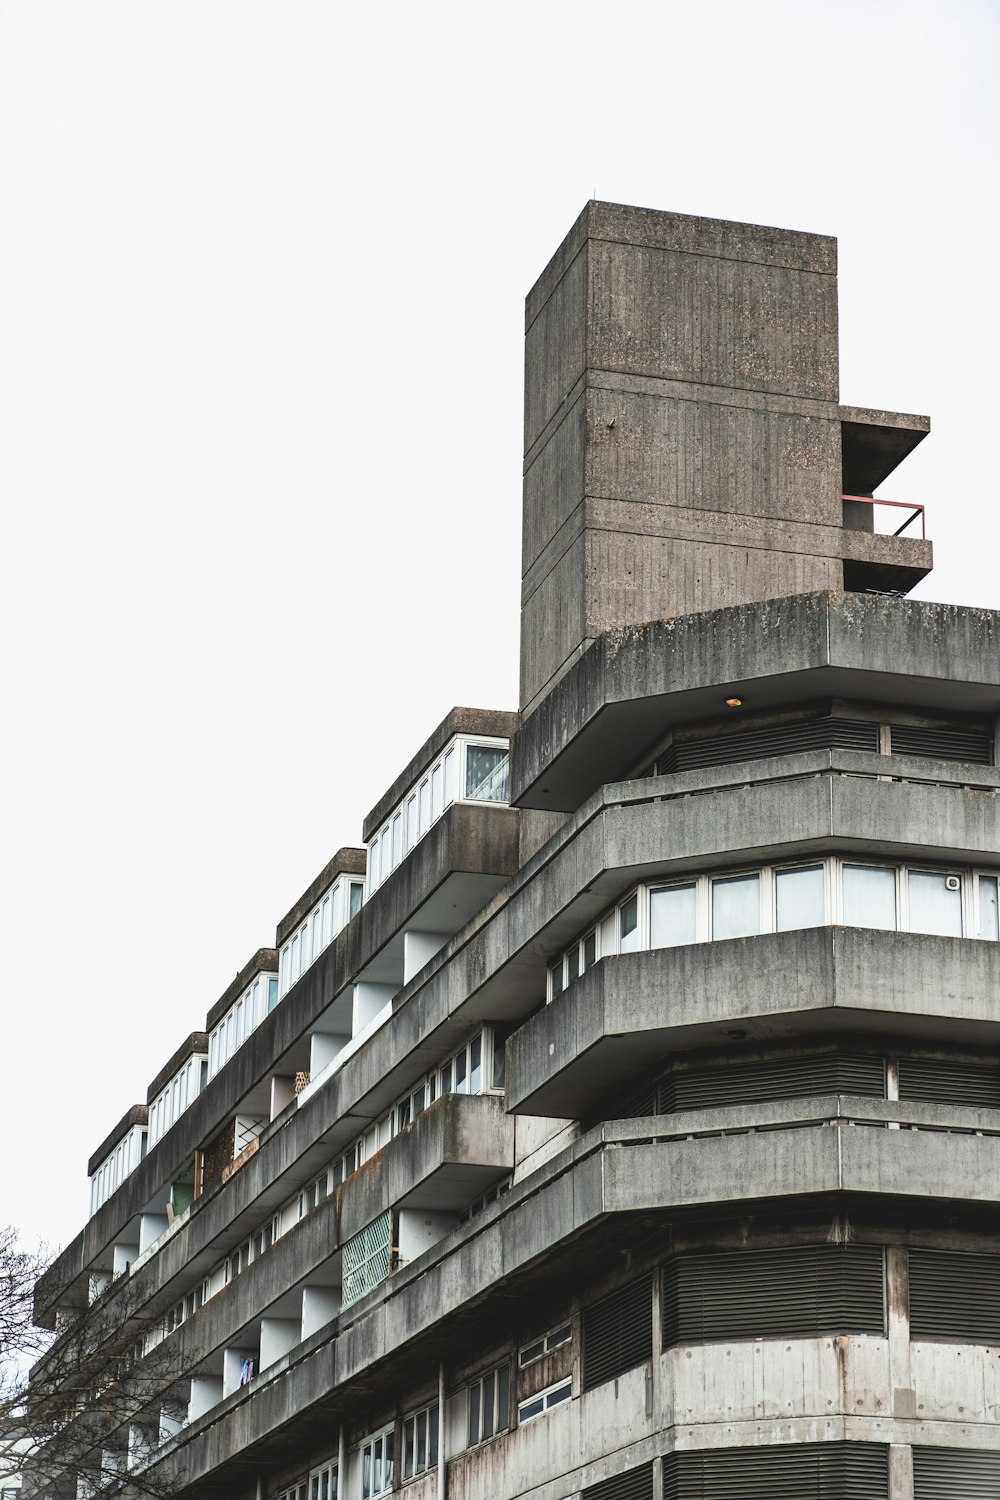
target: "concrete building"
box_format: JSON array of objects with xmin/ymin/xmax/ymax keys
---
[{"xmin": 30, "ymin": 203, "xmax": 1000, "ymax": 1500}]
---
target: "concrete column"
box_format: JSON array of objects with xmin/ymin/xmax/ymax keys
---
[
  {"xmin": 889, "ymin": 1442, "xmax": 914, "ymax": 1500},
  {"xmin": 352, "ymin": 982, "xmax": 396, "ymax": 1035},
  {"xmin": 138, "ymin": 1214, "xmax": 168, "ymax": 1254},
  {"xmin": 302, "ymin": 1286, "xmax": 341, "ymax": 1340},
  {"xmin": 188, "ymin": 1375, "xmax": 223, "ymax": 1421},
  {"xmin": 886, "ymin": 1247, "xmax": 914, "ymax": 1419},
  {"xmin": 403, "ymin": 931, "xmax": 449, "ymax": 984},
  {"xmin": 260, "ymin": 1317, "xmax": 299, "ymax": 1370},
  {"xmin": 310, "ymin": 1032, "xmax": 350, "ymax": 1077}
]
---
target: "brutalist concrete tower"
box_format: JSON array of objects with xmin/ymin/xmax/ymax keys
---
[{"xmin": 27, "ymin": 206, "xmax": 1000, "ymax": 1500}]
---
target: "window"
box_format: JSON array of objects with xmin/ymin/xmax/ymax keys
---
[
  {"xmin": 619, "ymin": 893, "xmax": 640, "ymax": 952},
  {"xmin": 406, "ymin": 794, "xmax": 418, "ymax": 852},
  {"xmin": 418, "ymin": 778, "xmax": 430, "ymax": 836},
  {"xmin": 908, "ymin": 869, "xmax": 963, "ymax": 937},
  {"xmin": 843, "ymin": 864, "xmax": 896, "ymax": 929},
  {"xmin": 650, "ymin": 883, "xmax": 697, "ymax": 948},
  {"xmin": 712, "ymin": 873, "xmax": 760, "ymax": 939},
  {"xmin": 444, "ymin": 746, "xmax": 456, "ymax": 806},
  {"xmin": 402, "ymin": 1399, "xmax": 439, "ymax": 1479},
  {"xmin": 276, "ymin": 1484, "xmax": 307, "ymax": 1500},
  {"xmin": 981, "ymin": 875, "xmax": 1000, "ymax": 940},
  {"xmin": 775, "ymin": 865, "xmax": 825, "ymax": 931},
  {"xmin": 468, "ymin": 1362, "xmax": 510, "ymax": 1445},
  {"xmin": 519, "ymin": 1323, "xmax": 571, "ymax": 1366},
  {"xmin": 361, "ymin": 1426, "xmax": 394, "ymax": 1499},
  {"xmin": 466, "ymin": 743, "xmax": 509, "ymax": 801},
  {"xmin": 431, "ymin": 764, "xmax": 443, "ymax": 821},
  {"xmin": 350, "ymin": 881, "xmax": 364, "ymax": 918},
  {"xmin": 308, "ymin": 1460, "xmax": 338, "ymax": 1500},
  {"xmin": 517, "ymin": 1378, "xmax": 571, "ymax": 1423},
  {"xmin": 391, "ymin": 812, "xmax": 402, "ymax": 868}
]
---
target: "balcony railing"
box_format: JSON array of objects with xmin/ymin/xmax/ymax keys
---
[{"xmin": 842, "ymin": 493, "xmax": 926, "ymax": 539}]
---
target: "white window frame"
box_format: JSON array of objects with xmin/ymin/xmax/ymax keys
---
[
  {"xmin": 518, "ymin": 1322, "xmax": 571, "ymax": 1368},
  {"xmin": 517, "ymin": 1377, "xmax": 571, "ymax": 1424},
  {"xmin": 401, "ymin": 1397, "xmax": 439, "ymax": 1480},
  {"xmin": 360, "ymin": 1423, "xmax": 395, "ymax": 1500},
  {"xmin": 467, "ymin": 1361, "xmax": 510, "ymax": 1446},
  {"xmin": 307, "ymin": 1459, "xmax": 338, "ymax": 1500}
]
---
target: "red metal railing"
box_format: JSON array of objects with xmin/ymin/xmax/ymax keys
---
[{"xmin": 842, "ymin": 494, "xmax": 926, "ymax": 540}]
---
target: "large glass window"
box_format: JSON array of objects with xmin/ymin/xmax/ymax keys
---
[
  {"xmin": 981, "ymin": 875, "xmax": 1000, "ymax": 941},
  {"xmin": 406, "ymin": 794, "xmax": 418, "ymax": 852},
  {"xmin": 908, "ymin": 870, "xmax": 963, "ymax": 937},
  {"xmin": 361, "ymin": 1428, "xmax": 394, "ymax": 1499},
  {"xmin": 650, "ymin": 883, "xmax": 697, "ymax": 948},
  {"xmin": 712, "ymin": 874, "xmax": 760, "ymax": 939},
  {"xmin": 308, "ymin": 1465, "xmax": 337, "ymax": 1500},
  {"xmin": 468, "ymin": 1363, "xmax": 510, "ymax": 1445},
  {"xmin": 776, "ymin": 865, "xmax": 825, "ymax": 931},
  {"xmin": 619, "ymin": 893, "xmax": 641, "ymax": 952},
  {"xmin": 843, "ymin": 864, "xmax": 897, "ymax": 930},
  {"xmin": 466, "ymin": 744, "xmax": 509, "ymax": 802},
  {"xmin": 402, "ymin": 1401, "xmax": 439, "ymax": 1480}
]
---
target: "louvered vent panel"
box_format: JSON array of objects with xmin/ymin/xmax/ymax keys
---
[
  {"xmin": 626, "ymin": 1084, "xmax": 657, "ymax": 1119},
  {"xmin": 661, "ymin": 715, "xmax": 878, "ymax": 774},
  {"xmin": 909, "ymin": 1250, "xmax": 1000, "ymax": 1343},
  {"xmin": 659, "ymin": 1051, "xmax": 885, "ymax": 1112},
  {"xmin": 662, "ymin": 1244, "xmax": 885, "ymax": 1346},
  {"xmin": 913, "ymin": 1446, "xmax": 1000, "ymax": 1496},
  {"xmin": 582, "ymin": 1276, "xmax": 653, "ymax": 1390},
  {"xmin": 663, "ymin": 1441, "xmax": 889, "ymax": 1498},
  {"xmin": 891, "ymin": 722, "xmax": 993, "ymax": 765},
  {"xmin": 898, "ymin": 1056, "xmax": 1000, "ymax": 1108},
  {"xmin": 582, "ymin": 1462, "xmax": 654, "ymax": 1500}
]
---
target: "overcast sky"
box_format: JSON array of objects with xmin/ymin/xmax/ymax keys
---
[{"xmin": 1, "ymin": 0, "xmax": 997, "ymax": 1255}]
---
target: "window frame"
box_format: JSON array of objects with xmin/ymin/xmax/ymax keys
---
[{"xmin": 516, "ymin": 1377, "xmax": 572, "ymax": 1424}]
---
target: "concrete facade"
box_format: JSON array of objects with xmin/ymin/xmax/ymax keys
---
[{"xmin": 27, "ymin": 203, "xmax": 1000, "ymax": 1500}]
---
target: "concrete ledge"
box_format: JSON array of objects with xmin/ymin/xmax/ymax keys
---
[
  {"xmin": 510, "ymin": 592, "xmax": 1000, "ymax": 810},
  {"xmin": 506, "ymin": 930, "xmax": 1000, "ymax": 1116}
]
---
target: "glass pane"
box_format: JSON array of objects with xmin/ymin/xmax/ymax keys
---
[
  {"xmin": 776, "ymin": 866, "xmax": 825, "ymax": 931},
  {"xmin": 649, "ymin": 884, "xmax": 697, "ymax": 948},
  {"xmin": 444, "ymin": 748, "xmax": 456, "ymax": 806},
  {"xmin": 469, "ymin": 1383, "xmax": 481, "ymax": 1444},
  {"xmin": 403, "ymin": 1419, "xmax": 414, "ymax": 1480},
  {"xmin": 583, "ymin": 931, "xmax": 597, "ymax": 970},
  {"xmin": 497, "ymin": 1364, "xmax": 509, "ymax": 1429},
  {"xmin": 619, "ymin": 894, "xmax": 640, "ymax": 952},
  {"xmin": 368, "ymin": 842, "xmax": 379, "ymax": 889},
  {"xmin": 908, "ymin": 870, "xmax": 963, "ymax": 937},
  {"xmin": 391, "ymin": 814, "xmax": 402, "ymax": 867},
  {"xmin": 350, "ymin": 882, "xmax": 363, "ymax": 918},
  {"xmin": 431, "ymin": 764, "xmax": 442, "ymax": 820},
  {"xmin": 470, "ymin": 1035, "xmax": 482, "ymax": 1093},
  {"xmin": 384, "ymin": 1430, "xmax": 394, "ymax": 1486},
  {"xmin": 440, "ymin": 1058, "xmax": 453, "ymax": 1094},
  {"xmin": 428, "ymin": 1404, "xmax": 439, "ymax": 1465},
  {"xmin": 466, "ymin": 744, "xmax": 509, "ymax": 801},
  {"xmin": 549, "ymin": 960, "xmax": 563, "ymax": 999},
  {"xmin": 380, "ymin": 827, "xmax": 391, "ymax": 880},
  {"xmin": 416, "ymin": 1410, "xmax": 426, "ymax": 1470},
  {"xmin": 492, "ymin": 1032, "xmax": 506, "ymax": 1089},
  {"xmin": 843, "ymin": 864, "xmax": 897, "ymax": 929},
  {"xmin": 519, "ymin": 1396, "xmax": 543, "ymax": 1422},
  {"xmin": 362, "ymin": 1450, "xmax": 371, "ymax": 1500},
  {"xmin": 566, "ymin": 946, "xmax": 579, "ymax": 983},
  {"xmin": 483, "ymin": 1371, "xmax": 495, "ymax": 1438},
  {"xmin": 418, "ymin": 780, "xmax": 430, "ymax": 835},
  {"xmin": 980, "ymin": 876, "xmax": 1000, "ymax": 941},
  {"xmin": 712, "ymin": 874, "xmax": 761, "ymax": 939},
  {"xmin": 456, "ymin": 1049, "xmax": 468, "ymax": 1093},
  {"xmin": 406, "ymin": 795, "xmax": 418, "ymax": 852},
  {"xmin": 547, "ymin": 1382, "xmax": 571, "ymax": 1407}
]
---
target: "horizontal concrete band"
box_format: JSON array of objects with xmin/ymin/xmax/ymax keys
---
[
  {"xmin": 144, "ymin": 1107, "xmax": 1000, "ymax": 1491},
  {"xmin": 506, "ymin": 928, "xmax": 1000, "ymax": 1114},
  {"xmin": 42, "ymin": 759, "xmax": 1000, "ymax": 1316},
  {"xmin": 511, "ymin": 592, "xmax": 1000, "ymax": 808}
]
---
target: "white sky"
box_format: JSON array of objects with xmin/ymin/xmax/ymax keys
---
[{"xmin": 1, "ymin": 0, "xmax": 997, "ymax": 1255}]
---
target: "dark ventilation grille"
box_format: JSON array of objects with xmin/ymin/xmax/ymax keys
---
[
  {"xmin": 582, "ymin": 1276, "xmax": 653, "ymax": 1390},
  {"xmin": 582, "ymin": 1462, "xmax": 654, "ymax": 1500},
  {"xmin": 909, "ymin": 1250, "xmax": 1000, "ymax": 1343},
  {"xmin": 913, "ymin": 1446, "xmax": 1000, "ymax": 1496},
  {"xmin": 898, "ymin": 1056, "xmax": 1000, "ymax": 1109},
  {"xmin": 663, "ymin": 1442, "xmax": 889, "ymax": 1498},
  {"xmin": 890, "ymin": 722, "xmax": 993, "ymax": 765},
  {"xmin": 659, "ymin": 1051, "xmax": 886, "ymax": 1113},
  {"xmin": 661, "ymin": 1244, "xmax": 885, "ymax": 1347},
  {"xmin": 626, "ymin": 1084, "xmax": 657, "ymax": 1119},
  {"xmin": 658, "ymin": 715, "xmax": 878, "ymax": 774}
]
